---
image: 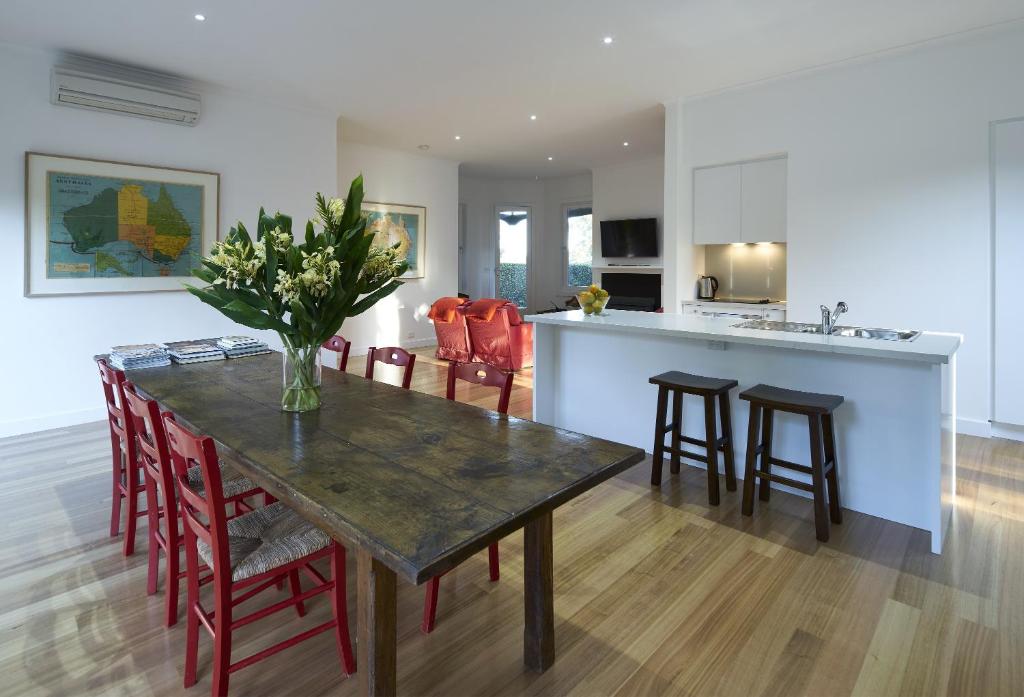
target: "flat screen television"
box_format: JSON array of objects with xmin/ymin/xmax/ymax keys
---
[{"xmin": 600, "ymin": 218, "xmax": 658, "ymax": 257}]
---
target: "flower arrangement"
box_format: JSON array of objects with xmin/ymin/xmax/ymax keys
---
[{"xmin": 186, "ymin": 175, "xmax": 407, "ymax": 411}]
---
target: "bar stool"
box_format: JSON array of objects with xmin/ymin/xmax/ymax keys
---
[
  {"xmin": 649, "ymin": 371, "xmax": 738, "ymax": 505},
  {"xmin": 739, "ymin": 384, "xmax": 844, "ymax": 542}
]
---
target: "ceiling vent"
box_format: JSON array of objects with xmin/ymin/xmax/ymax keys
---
[{"xmin": 51, "ymin": 66, "xmax": 201, "ymax": 126}]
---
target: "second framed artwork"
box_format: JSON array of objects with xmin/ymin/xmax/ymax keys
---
[{"xmin": 361, "ymin": 201, "xmax": 425, "ymax": 279}]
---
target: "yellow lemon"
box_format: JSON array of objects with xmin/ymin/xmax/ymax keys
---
[{"xmin": 579, "ymin": 291, "xmax": 595, "ymax": 304}]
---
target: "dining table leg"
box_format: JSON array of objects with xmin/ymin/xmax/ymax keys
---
[
  {"xmin": 357, "ymin": 548, "xmax": 397, "ymax": 697},
  {"xmin": 524, "ymin": 510, "xmax": 555, "ymax": 672}
]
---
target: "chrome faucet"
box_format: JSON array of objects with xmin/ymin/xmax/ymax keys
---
[{"xmin": 820, "ymin": 301, "xmax": 848, "ymax": 335}]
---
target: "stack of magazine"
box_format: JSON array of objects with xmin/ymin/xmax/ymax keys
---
[
  {"xmin": 108, "ymin": 344, "xmax": 171, "ymax": 370},
  {"xmin": 164, "ymin": 340, "xmax": 226, "ymax": 365},
  {"xmin": 216, "ymin": 336, "xmax": 271, "ymax": 359}
]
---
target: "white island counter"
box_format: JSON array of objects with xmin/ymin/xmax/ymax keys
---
[{"xmin": 527, "ymin": 309, "xmax": 961, "ymax": 553}]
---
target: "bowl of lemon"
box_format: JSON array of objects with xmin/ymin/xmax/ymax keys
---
[{"xmin": 577, "ymin": 285, "xmax": 611, "ymax": 316}]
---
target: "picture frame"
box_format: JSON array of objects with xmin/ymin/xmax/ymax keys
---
[
  {"xmin": 361, "ymin": 200, "xmax": 426, "ymax": 279},
  {"xmin": 24, "ymin": 152, "xmax": 219, "ymax": 297}
]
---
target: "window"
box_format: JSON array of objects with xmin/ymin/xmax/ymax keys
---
[
  {"xmin": 565, "ymin": 204, "xmax": 593, "ymax": 289},
  {"xmin": 497, "ymin": 208, "xmax": 530, "ymax": 308}
]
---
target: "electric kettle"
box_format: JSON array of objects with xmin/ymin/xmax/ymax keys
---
[{"xmin": 697, "ymin": 275, "xmax": 719, "ymax": 300}]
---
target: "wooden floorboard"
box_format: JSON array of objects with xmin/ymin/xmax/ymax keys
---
[{"xmin": 1, "ymin": 346, "xmax": 1021, "ymax": 696}]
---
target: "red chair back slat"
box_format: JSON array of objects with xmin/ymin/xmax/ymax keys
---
[
  {"xmin": 365, "ymin": 346, "xmax": 416, "ymax": 389},
  {"xmin": 446, "ymin": 361, "xmax": 514, "ymax": 414},
  {"xmin": 122, "ymin": 382, "xmax": 174, "ymax": 498},
  {"xmin": 322, "ymin": 335, "xmax": 351, "ymax": 372},
  {"xmin": 162, "ymin": 415, "xmax": 228, "ymax": 562},
  {"xmin": 96, "ymin": 358, "xmax": 131, "ymax": 438}
]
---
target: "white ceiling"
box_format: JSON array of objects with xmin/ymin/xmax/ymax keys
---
[{"xmin": 3, "ymin": 1, "xmax": 1023, "ymax": 178}]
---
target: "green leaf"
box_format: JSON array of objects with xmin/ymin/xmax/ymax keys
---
[
  {"xmin": 349, "ymin": 279, "xmax": 402, "ymax": 317},
  {"xmin": 256, "ymin": 207, "xmax": 268, "ymax": 240},
  {"xmin": 339, "ymin": 175, "xmax": 364, "ymax": 231}
]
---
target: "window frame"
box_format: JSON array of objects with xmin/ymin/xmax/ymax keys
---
[{"xmin": 562, "ymin": 200, "xmax": 594, "ymax": 293}]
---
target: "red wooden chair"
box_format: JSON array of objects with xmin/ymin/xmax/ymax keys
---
[
  {"xmin": 421, "ymin": 361, "xmax": 513, "ymax": 633},
  {"xmin": 364, "ymin": 346, "xmax": 416, "ymax": 389},
  {"xmin": 122, "ymin": 382, "xmax": 263, "ymax": 627},
  {"xmin": 322, "ymin": 335, "xmax": 351, "ymax": 372},
  {"xmin": 96, "ymin": 357, "xmax": 147, "ymax": 557},
  {"xmin": 163, "ymin": 414, "xmax": 355, "ymax": 697}
]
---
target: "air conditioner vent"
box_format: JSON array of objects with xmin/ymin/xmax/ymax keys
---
[{"xmin": 51, "ymin": 66, "xmax": 201, "ymax": 126}]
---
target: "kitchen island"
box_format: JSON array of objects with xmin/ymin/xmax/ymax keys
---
[{"xmin": 526, "ymin": 309, "xmax": 962, "ymax": 553}]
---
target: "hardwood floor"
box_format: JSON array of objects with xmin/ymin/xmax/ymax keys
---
[{"xmin": 2, "ymin": 347, "xmax": 1021, "ymax": 696}]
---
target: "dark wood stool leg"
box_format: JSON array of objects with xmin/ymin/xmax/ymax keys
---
[
  {"xmin": 650, "ymin": 386, "xmax": 669, "ymax": 486},
  {"xmin": 741, "ymin": 402, "xmax": 762, "ymax": 516},
  {"xmin": 670, "ymin": 390, "xmax": 683, "ymax": 475},
  {"xmin": 703, "ymin": 394, "xmax": 720, "ymax": 506},
  {"xmin": 823, "ymin": 413, "xmax": 843, "ymax": 524},
  {"xmin": 718, "ymin": 391, "xmax": 737, "ymax": 492},
  {"xmin": 807, "ymin": 415, "xmax": 830, "ymax": 542},
  {"xmin": 758, "ymin": 408, "xmax": 775, "ymax": 502}
]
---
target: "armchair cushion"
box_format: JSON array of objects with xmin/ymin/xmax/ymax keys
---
[
  {"xmin": 465, "ymin": 298, "xmax": 508, "ymax": 322},
  {"xmin": 427, "ymin": 296, "xmax": 465, "ymax": 323}
]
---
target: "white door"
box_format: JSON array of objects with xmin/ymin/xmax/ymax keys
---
[
  {"xmin": 495, "ymin": 206, "xmax": 531, "ymax": 309},
  {"xmin": 994, "ymin": 118, "xmax": 1024, "ymax": 425},
  {"xmin": 741, "ymin": 157, "xmax": 787, "ymax": 242},
  {"xmin": 693, "ymin": 164, "xmax": 742, "ymax": 244}
]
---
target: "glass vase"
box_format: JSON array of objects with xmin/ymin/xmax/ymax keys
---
[{"xmin": 282, "ymin": 344, "xmax": 322, "ymax": 412}]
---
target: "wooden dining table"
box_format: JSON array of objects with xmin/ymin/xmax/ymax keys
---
[{"xmin": 126, "ymin": 352, "xmax": 644, "ymax": 696}]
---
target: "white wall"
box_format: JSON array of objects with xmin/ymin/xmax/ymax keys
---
[
  {"xmin": 336, "ymin": 135, "xmax": 459, "ymax": 352},
  {"xmin": 0, "ymin": 43, "xmax": 337, "ymax": 437},
  {"xmin": 459, "ymin": 172, "xmax": 592, "ymax": 311},
  {"xmin": 592, "ymin": 156, "xmax": 665, "ymax": 266},
  {"xmin": 663, "ymin": 26, "xmax": 1024, "ymax": 430}
]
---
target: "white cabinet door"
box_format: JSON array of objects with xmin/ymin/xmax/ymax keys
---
[
  {"xmin": 994, "ymin": 119, "xmax": 1024, "ymax": 426},
  {"xmin": 693, "ymin": 165, "xmax": 742, "ymax": 244},
  {"xmin": 741, "ymin": 158, "xmax": 787, "ymax": 242}
]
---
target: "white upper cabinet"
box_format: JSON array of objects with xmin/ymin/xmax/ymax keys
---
[
  {"xmin": 693, "ymin": 165, "xmax": 741, "ymax": 244},
  {"xmin": 741, "ymin": 158, "xmax": 787, "ymax": 242},
  {"xmin": 693, "ymin": 156, "xmax": 787, "ymax": 244}
]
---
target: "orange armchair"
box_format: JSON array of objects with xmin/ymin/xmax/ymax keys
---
[
  {"xmin": 428, "ymin": 297, "xmax": 472, "ymax": 362},
  {"xmin": 465, "ymin": 299, "xmax": 533, "ymax": 371}
]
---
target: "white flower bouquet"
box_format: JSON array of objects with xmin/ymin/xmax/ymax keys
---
[{"xmin": 187, "ymin": 175, "xmax": 406, "ymax": 411}]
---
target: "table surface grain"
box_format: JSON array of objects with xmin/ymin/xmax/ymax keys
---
[{"xmin": 125, "ymin": 352, "xmax": 644, "ymax": 584}]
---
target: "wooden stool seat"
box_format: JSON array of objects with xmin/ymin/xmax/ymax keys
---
[
  {"xmin": 739, "ymin": 384, "xmax": 843, "ymax": 415},
  {"xmin": 649, "ymin": 371, "xmax": 738, "ymax": 395},
  {"xmin": 649, "ymin": 371, "xmax": 738, "ymax": 505},
  {"xmin": 740, "ymin": 383, "xmax": 844, "ymax": 542}
]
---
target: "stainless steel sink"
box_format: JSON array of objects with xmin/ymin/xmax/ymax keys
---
[
  {"xmin": 734, "ymin": 319, "xmax": 921, "ymax": 342},
  {"xmin": 832, "ymin": 326, "xmax": 921, "ymax": 341},
  {"xmin": 734, "ymin": 320, "xmax": 823, "ymax": 334}
]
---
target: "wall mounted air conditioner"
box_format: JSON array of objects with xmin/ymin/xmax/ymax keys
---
[{"xmin": 51, "ymin": 67, "xmax": 201, "ymax": 126}]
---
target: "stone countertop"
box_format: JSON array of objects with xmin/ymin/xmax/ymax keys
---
[{"xmin": 525, "ymin": 309, "xmax": 961, "ymax": 365}]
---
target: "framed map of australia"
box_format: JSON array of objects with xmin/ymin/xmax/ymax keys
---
[{"xmin": 24, "ymin": 152, "xmax": 219, "ymax": 296}]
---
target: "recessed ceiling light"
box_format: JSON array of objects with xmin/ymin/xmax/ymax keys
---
[
  {"xmin": 454, "ymin": 135, "xmax": 461, "ymax": 141},
  {"xmin": 418, "ymin": 144, "xmax": 430, "ymax": 151},
  {"xmin": 602, "ymin": 36, "xmax": 614, "ymax": 45},
  {"xmin": 547, "ymin": 156, "xmax": 554, "ymax": 161},
  {"xmin": 194, "ymin": 13, "xmax": 206, "ymax": 21},
  {"xmin": 530, "ymin": 114, "xmax": 537, "ymax": 121},
  {"xmin": 623, "ymin": 141, "xmax": 629, "ymax": 147}
]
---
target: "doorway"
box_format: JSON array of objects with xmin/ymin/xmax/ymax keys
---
[{"xmin": 495, "ymin": 206, "xmax": 531, "ymax": 309}]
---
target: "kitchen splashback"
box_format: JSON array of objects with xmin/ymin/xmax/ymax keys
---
[{"xmin": 703, "ymin": 243, "xmax": 787, "ymax": 300}]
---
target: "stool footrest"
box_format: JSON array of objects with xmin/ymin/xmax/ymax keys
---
[
  {"xmin": 768, "ymin": 457, "xmax": 812, "ymax": 476},
  {"xmin": 680, "ymin": 435, "xmax": 707, "ymax": 448},
  {"xmin": 753, "ymin": 470, "xmax": 813, "ymax": 493},
  {"xmin": 663, "ymin": 445, "xmax": 709, "ymax": 464}
]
